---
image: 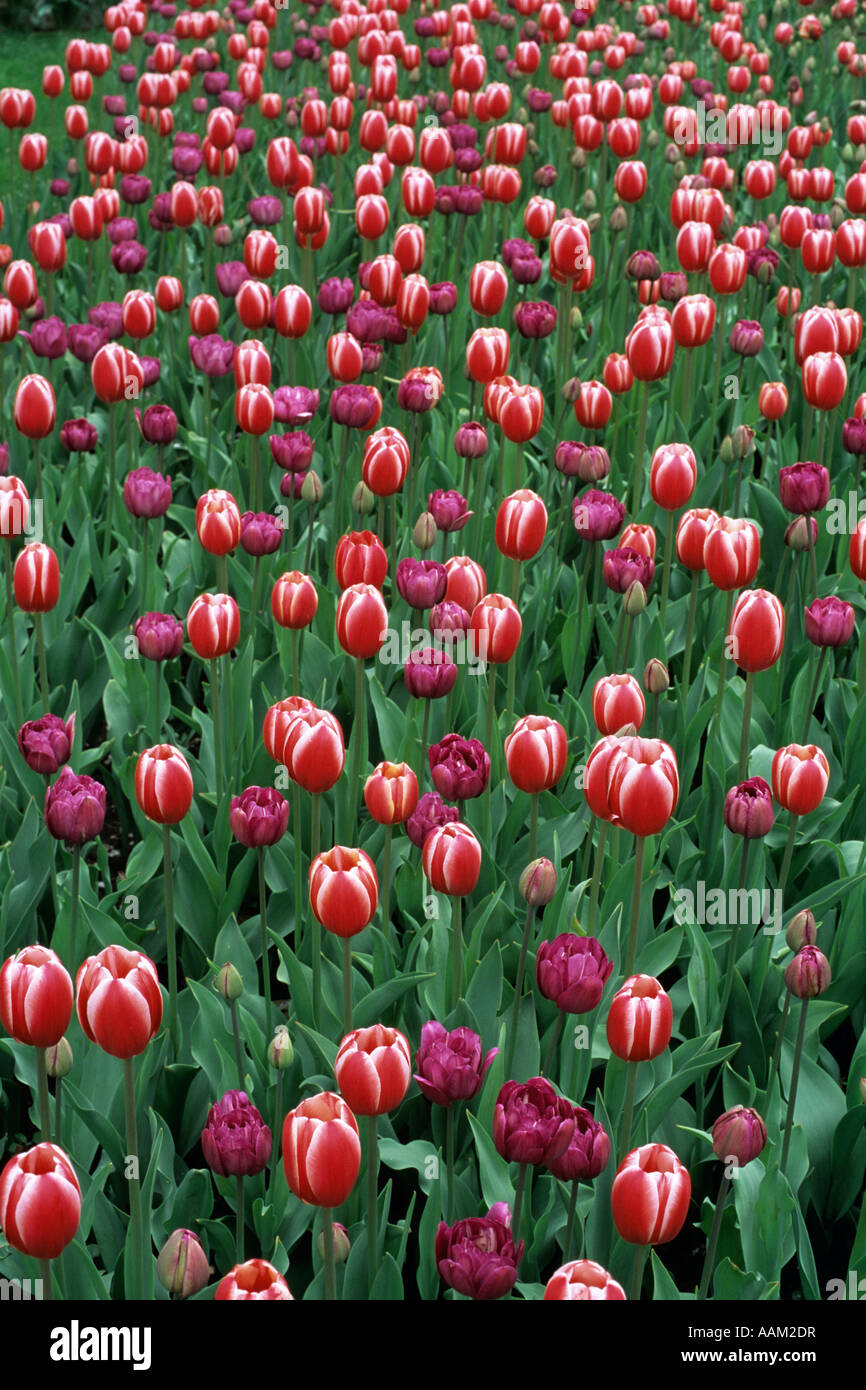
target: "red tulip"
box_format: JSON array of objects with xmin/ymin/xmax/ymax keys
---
[
  {"xmin": 504, "ymin": 714, "xmax": 568, "ymax": 793},
  {"xmin": 134, "ymin": 744, "xmax": 194, "ymax": 824},
  {"xmin": 544, "ymin": 1259, "xmax": 625, "ymax": 1301},
  {"xmin": 703, "ymin": 516, "xmax": 760, "ymax": 590},
  {"xmin": 649, "ymin": 443, "xmax": 697, "ymax": 509},
  {"xmin": 499, "ymin": 384, "xmax": 544, "ymax": 443},
  {"xmin": 466, "ymin": 326, "xmax": 510, "ymax": 384},
  {"xmin": 271, "ymin": 571, "xmax": 318, "ymax": 629},
  {"xmin": 336, "ymin": 582, "xmax": 388, "ymax": 659},
  {"xmin": 771, "ymin": 743, "xmax": 830, "ymax": 815},
  {"xmin": 362, "ymin": 426, "xmax": 410, "ymax": 496},
  {"xmin": 364, "ymin": 761, "xmax": 419, "ymax": 825},
  {"xmin": 280, "ymin": 706, "xmax": 345, "ymax": 793},
  {"xmin": 30, "ymin": 222, "xmax": 67, "ymax": 274},
  {"xmin": 573, "ymin": 380, "xmax": 613, "ymax": 431},
  {"xmin": 495, "ymin": 489, "xmax": 548, "ymax": 560},
  {"xmin": 335, "ymin": 1024, "xmax": 412, "ymax": 1116},
  {"xmin": 445, "ymin": 556, "xmax": 486, "ymax": 613},
  {"xmin": 189, "ymin": 294, "xmax": 219, "ymax": 335},
  {"xmin": 0, "ymin": 945, "xmax": 73, "ymax": 1048},
  {"xmin": 606, "ymin": 974, "xmax": 673, "ymax": 1061},
  {"xmin": 233, "ymin": 340, "xmax": 271, "ymax": 389},
  {"xmin": 13, "ymin": 543, "xmax": 59, "ymax": 612},
  {"xmin": 758, "ymin": 382, "xmax": 788, "ymax": 420},
  {"xmin": 671, "ymin": 293, "xmax": 716, "ymax": 348},
  {"xmin": 469, "ymin": 259, "xmax": 508, "ymax": 316},
  {"xmin": 195, "ymin": 490, "xmax": 242, "ymax": 555},
  {"xmin": 274, "ymin": 285, "xmax": 312, "ymax": 339},
  {"xmin": 187, "ymin": 593, "xmax": 241, "ymax": 658},
  {"xmin": 282, "ymin": 1091, "xmax": 361, "ymax": 1207},
  {"xmin": 606, "ymin": 737, "xmax": 679, "ymax": 836},
  {"xmin": 708, "ymin": 243, "xmax": 747, "ymax": 294},
  {"xmin": 334, "ymin": 531, "xmax": 388, "ymax": 590},
  {"xmin": 75, "ymin": 945, "xmax": 163, "ymax": 1058},
  {"xmin": 310, "ymin": 847, "xmax": 378, "ymax": 937},
  {"xmin": 215, "ymin": 1259, "xmax": 293, "ymax": 1300},
  {"xmin": 728, "ymin": 589, "xmax": 785, "ymax": 671},
  {"xmin": 611, "ymin": 1143, "xmax": 691, "ymax": 1245},
  {"xmin": 469, "ymin": 593, "xmax": 522, "ymax": 664},
  {"xmin": 327, "ymin": 331, "xmax": 363, "ymax": 382},
  {"xmin": 801, "ymin": 351, "xmax": 847, "ymax": 411},
  {"xmin": 121, "ymin": 289, "xmax": 155, "ymax": 341},
  {"xmin": 91, "ymin": 344, "xmax": 143, "ymax": 404},
  {"xmin": 13, "ymin": 374, "xmax": 56, "ymax": 439},
  {"xmin": 422, "ymin": 822, "xmax": 482, "ymax": 897},
  {"xmin": 592, "ymin": 674, "xmax": 646, "ymax": 735},
  {"xmin": 0, "ymin": 1143, "xmax": 80, "ymax": 1259},
  {"xmin": 625, "ymin": 313, "xmax": 674, "ymax": 381},
  {"xmin": 235, "ymin": 383, "xmax": 275, "ymax": 435},
  {"xmin": 0, "ymin": 476, "xmax": 31, "ymax": 537}
]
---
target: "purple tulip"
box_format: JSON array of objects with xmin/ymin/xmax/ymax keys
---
[
  {"xmin": 0, "ymin": 443, "xmax": 8, "ymax": 475},
  {"xmin": 546, "ymin": 1105, "xmax": 611, "ymax": 1182},
  {"xmin": 397, "ymin": 375, "xmax": 439, "ymax": 413},
  {"xmin": 429, "ymin": 600, "xmax": 470, "ymax": 643},
  {"xmin": 136, "ymin": 404, "xmax": 178, "ymax": 446},
  {"xmin": 240, "ymin": 511, "xmax": 283, "ymax": 556},
  {"xmin": 44, "ymin": 767, "xmax": 107, "ymax": 846},
  {"xmin": 272, "ymin": 386, "xmax": 319, "ymax": 425},
  {"xmin": 18, "ymin": 713, "xmax": 76, "ymax": 775},
  {"xmin": 511, "ymin": 254, "xmax": 544, "ymax": 286},
  {"xmin": 140, "ymin": 356, "xmax": 161, "ymax": 389},
  {"xmin": 171, "ymin": 146, "xmax": 203, "ymax": 178},
  {"xmin": 396, "ymin": 557, "xmax": 447, "ymax": 610},
  {"xmin": 785, "ymin": 946, "xmax": 831, "ymax": 999},
  {"xmin": 229, "ymin": 786, "xmax": 289, "ymax": 848},
  {"xmin": 428, "ymin": 489, "xmax": 472, "ymax": 533},
  {"xmin": 493, "ymin": 1078, "xmax": 575, "ymax": 1166},
  {"xmin": 329, "ymin": 384, "xmax": 380, "ymax": 429},
  {"xmin": 200, "ymin": 1090, "xmax": 272, "ymax": 1178},
  {"xmin": 67, "ymin": 323, "xmax": 109, "ymax": 364},
  {"xmin": 404, "ymin": 647, "xmax": 458, "ymax": 700},
  {"xmin": 730, "ymin": 319, "xmax": 763, "ymax": 357},
  {"xmin": 414, "ymin": 1021, "xmax": 498, "ymax": 1107},
  {"xmin": 514, "ymin": 299, "xmax": 556, "ymax": 337},
  {"xmin": 123, "ymin": 467, "xmax": 172, "ymax": 519},
  {"xmin": 203, "ymin": 70, "xmax": 230, "ymax": 96},
  {"xmin": 316, "ymin": 277, "xmax": 354, "ymax": 314},
  {"xmin": 189, "ymin": 334, "xmax": 236, "ymax": 377},
  {"xmin": 89, "ymin": 302, "xmax": 123, "ymax": 339},
  {"xmin": 556, "ymin": 440, "xmax": 610, "ymax": 481},
  {"xmin": 603, "ymin": 546, "xmax": 654, "ymax": 593},
  {"xmin": 60, "ymin": 418, "xmax": 98, "ymax": 453},
  {"xmin": 406, "ymin": 790, "xmax": 459, "ymax": 848},
  {"xmin": 111, "ymin": 239, "xmax": 148, "ymax": 275},
  {"xmin": 106, "ymin": 217, "xmax": 139, "ymax": 245},
  {"xmin": 454, "ymin": 421, "xmax": 488, "ymax": 459},
  {"xmin": 119, "ymin": 174, "xmax": 152, "ymax": 205},
  {"xmin": 247, "ymin": 195, "xmax": 282, "ymax": 226},
  {"xmin": 804, "ymin": 595, "xmax": 855, "ymax": 647},
  {"xmin": 428, "ymin": 734, "xmax": 490, "ymax": 801},
  {"xmin": 269, "ymin": 431, "xmax": 312, "ymax": 471},
  {"xmin": 435, "ymin": 1204, "xmax": 524, "ymax": 1301},
  {"xmin": 20, "ymin": 316, "xmax": 67, "ymax": 359},
  {"xmin": 215, "ymin": 261, "xmax": 251, "ymax": 298},
  {"xmin": 133, "ymin": 612, "xmax": 185, "ymax": 662},
  {"xmin": 535, "ymin": 934, "xmax": 613, "ymax": 1014},
  {"xmin": 723, "ymin": 777, "xmax": 775, "ymax": 838},
  {"xmin": 361, "ymin": 342, "xmax": 382, "ymax": 374},
  {"xmin": 658, "ymin": 270, "xmax": 689, "ymax": 302},
  {"xmin": 712, "ymin": 1106, "xmax": 767, "ymax": 1166},
  {"xmin": 573, "ymin": 488, "xmax": 625, "ymax": 541},
  {"xmin": 779, "ymin": 461, "xmax": 830, "ymax": 515},
  {"xmin": 842, "ymin": 416, "xmax": 866, "ymax": 456},
  {"xmin": 527, "ymin": 88, "xmax": 552, "ymax": 112},
  {"xmin": 429, "ymin": 281, "xmax": 458, "ymax": 315}
]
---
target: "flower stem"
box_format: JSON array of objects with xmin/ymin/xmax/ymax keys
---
[
  {"xmin": 342, "ymin": 937, "xmax": 353, "ymax": 1034},
  {"xmin": 630, "ymin": 381, "xmax": 649, "ymax": 513},
  {"xmin": 258, "ymin": 847, "xmax": 273, "ymax": 1027},
  {"xmin": 623, "ymin": 835, "xmax": 647, "ymax": 977},
  {"xmin": 800, "ymin": 646, "xmax": 827, "ymax": 744},
  {"xmin": 720, "ymin": 836, "xmax": 750, "ymax": 1028},
  {"xmin": 445, "ymin": 1103, "xmax": 456, "ymax": 1222},
  {"xmin": 778, "ymin": 815, "xmax": 799, "ymax": 897},
  {"xmin": 564, "ymin": 1179, "xmax": 579, "ymax": 1261},
  {"xmin": 541, "ymin": 1010, "xmax": 565, "ymax": 1078},
  {"xmin": 529, "ymin": 793, "xmax": 539, "ymax": 863},
  {"xmin": 68, "ymin": 846, "xmax": 81, "ymax": 973},
  {"xmin": 229, "ymin": 997, "xmax": 245, "ymax": 1090},
  {"xmin": 4, "ymin": 540, "xmax": 23, "ymax": 726},
  {"xmin": 681, "ymin": 572, "xmax": 700, "ymax": 701},
  {"xmin": 37, "ymin": 1048, "xmax": 52, "ymax": 1143},
  {"xmin": 310, "ymin": 793, "xmax": 322, "ymax": 1029},
  {"xmin": 511, "ymin": 1162, "xmax": 530, "ymax": 1248},
  {"xmin": 697, "ymin": 1172, "xmax": 730, "ymax": 1299},
  {"xmin": 123, "ymin": 1056, "xmax": 145, "ymax": 1301},
  {"xmin": 628, "ymin": 1243, "xmax": 648, "ymax": 1301},
  {"xmin": 367, "ymin": 1114, "xmax": 378, "ymax": 1297},
  {"xmin": 162, "ymin": 825, "xmax": 179, "ymax": 1057},
  {"xmin": 619, "ymin": 1060, "xmax": 639, "ymax": 1159},
  {"xmin": 505, "ymin": 902, "xmax": 535, "ymax": 1077},
  {"xmin": 588, "ymin": 820, "xmax": 608, "ymax": 937},
  {"xmin": 450, "ymin": 895, "xmax": 463, "ymax": 1011},
  {"xmin": 322, "ymin": 1208, "xmax": 337, "ymax": 1301},
  {"xmin": 780, "ymin": 996, "xmax": 809, "ymax": 1176},
  {"xmin": 210, "ymin": 658, "xmax": 223, "ymax": 803},
  {"xmin": 381, "ymin": 824, "xmax": 392, "ymax": 943},
  {"xmin": 737, "ymin": 670, "xmax": 754, "ymax": 782},
  {"xmin": 235, "ymin": 1174, "xmax": 245, "ymax": 1264},
  {"xmin": 33, "ymin": 612, "xmax": 49, "ymax": 711},
  {"xmin": 659, "ymin": 508, "xmax": 675, "ymax": 633}
]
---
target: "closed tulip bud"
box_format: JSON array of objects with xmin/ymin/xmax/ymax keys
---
[
  {"xmin": 45, "ymin": 1035, "xmax": 73, "ymax": 1078},
  {"xmin": 724, "ymin": 777, "xmax": 775, "ymax": 838},
  {"xmin": 643, "ymin": 659, "xmax": 670, "ymax": 696},
  {"xmin": 75, "ymin": 946, "xmax": 162, "ymax": 1058},
  {"xmin": 156, "ymin": 1229, "xmax": 210, "ymax": 1299},
  {"xmin": 17, "ymin": 713, "xmax": 75, "ymax": 774},
  {"xmin": 215, "ymin": 963, "xmax": 243, "ymax": 1001},
  {"xmin": 364, "ymin": 761, "xmax": 418, "ymax": 826},
  {"xmin": 310, "ymin": 847, "xmax": 378, "ymax": 938},
  {"xmin": 187, "ymin": 593, "xmax": 240, "ymax": 659},
  {"xmin": 731, "ymin": 424, "xmax": 755, "ymax": 460},
  {"xmin": 436, "ymin": 1203, "xmax": 523, "ymax": 1301},
  {"xmin": 335, "ymin": 1024, "xmax": 412, "ymax": 1116},
  {"xmin": 779, "ymin": 461, "xmax": 830, "ymax": 514},
  {"xmin": 772, "ymin": 743, "xmax": 830, "ymax": 815},
  {"xmin": 282, "ymin": 1091, "xmax": 361, "ymax": 1207},
  {"xmin": 413, "ymin": 511, "xmax": 438, "ymax": 550},
  {"xmin": 729, "ymin": 589, "xmax": 785, "ymax": 672},
  {"xmin": 536, "ymin": 934, "xmax": 613, "ymax": 1014},
  {"xmin": 519, "ymin": 857, "xmax": 557, "ymax": 907},
  {"xmin": 786, "ymin": 909, "xmax": 817, "ymax": 952},
  {"xmin": 712, "ymin": 1106, "xmax": 767, "ymax": 1167},
  {"xmin": 0, "ymin": 945, "xmax": 73, "ymax": 1048},
  {"xmin": 505, "ymin": 714, "xmax": 568, "ymax": 793},
  {"xmin": 215, "ymin": 1259, "xmax": 293, "ymax": 1301},
  {"xmin": 624, "ymin": 579, "xmax": 648, "ymax": 616},
  {"xmin": 44, "ymin": 767, "xmax": 106, "ymax": 846},
  {"xmin": 593, "ymin": 674, "xmax": 646, "ymax": 734},
  {"xmin": 135, "ymin": 744, "xmax": 194, "ymax": 824},
  {"xmin": 316, "ymin": 1222, "xmax": 351, "ymax": 1264},
  {"xmin": 493, "ymin": 1078, "xmax": 575, "ymax": 1166},
  {"xmin": 804, "ymin": 596, "xmax": 855, "ymax": 647},
  {"xmin": 201, "ymin": 1090, "xmax": 272, "ymax": 1177},
  {"xmin": 649, "ymin": 443, "xmax": 697, "ymax": 510},
  {"xmin": 414, "ymin": 1022, "xmax": 497, "ymax": 1108},
  {"xmin": 785, "ymin": 945, "xmax": 831, "ymax": 998},
  {"xmin": 301, "ymin": 470, "xmax": 323, "ymax": 505},
  {"xmin": 14, "ymin": 543, "xmax": 60, "ymax": 612},
  {"xmin": 607, "ymin": 975, "xmax": 673, "ymax": 1061},
  {"xmin": 268, "ymin": 1025, "xmax": 294, "ymax": 1070},
  {"xmin": 611, "ymin": 1143, "xmax": 691, "ymax": 1246},
  {"xmin": 0, "ymin": 1143, "xmax": 81, "ymax": 1260},
  {"xmin": 786, "ymin": 515, "xmax": 818, "ymax": 552},
  {"xmin": 352, "ymin": 481, "xmax": 375, "ymax": 516},
  {"xmin": 544, "ymin": 1259, "xmax": 625, "ymax": 1301}
]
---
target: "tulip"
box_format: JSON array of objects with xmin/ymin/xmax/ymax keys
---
[
  {"xmin": 724, "ymin": 777, "xmax": 775, "ymax": 839},
  {"xmin": 0, "ymin": 944, "xmax": 73, "ymax": 1051},
  {"xmin": 536, "ymin": 935, "xmax": 614, "ymax": 1015},
  {"xmin": 0, "ymin": 1142, "xmax": 81, "ymax": 1265},
  {"xmin": 123, "ymin": 467, "xmax": 172, "ymax": 519},
  {"xmin": 592, "ymin": 674, "xmax": 646, "ymax": 735},
  {"xmin": 282, "ymin": 1091, "xmax": 361, "ymax": 1296},
  {"xmin": 18, "ymin": 712, "xmax": 74, "ymax": 775},
  {"xmin": 607, "ymin": 975, "xmax": 673, "ymax": 1063},
  {"xmin": 44, "ymin": 766, "xmax": 106, "ymax": 847},
  {"xmin": 544, "ymin": 1260, "xmax": 625, "ymax": 1300},
  {"xmin": 728, "ymin": 589, "xmax": 785, "ymax": 673},
  {"xmin": 435, "ymin": 1204, "xmax": 523, "ymax": 1301},
  {"xmin": 215, "ymin": 1259, "xmax": 293, "ymax": 1300},
  {"xmin": 414, "ymin": 1022, "xmax": 498, "ymax": 1108},
  {"xmin": 493, "ymin": 1079, "xmax": 575, "ymax": 1251},
  {"xmin": 156, "ymin": 1229, "xmax": 210, "ymax": 1299},
  {"xmin": 201, "ymin": 1090, "xmax": 272, "ymax": 1179},
  {"xmin": 335, "ymin": 1025, "xmax": 411, "ymax": 1118},
  {"xmin": 772, "ymin": 743, "xmax": 830, "ymax": 817},
  {"xmin": 699, "ymin": 1104, "xmax": 768, "ymax": 1298},
  {"xmin": 428, "ymin": 735, "xmax": 490, "ymax": 803},
  {"xmin": 406, "ymin": 791, "xmax": 459, "ymax": 849},
  {"xmin": 804, "ymin": 596, "xmax": 855, "ymax": 648},
  {"xmin": 611, "ymin": 1143, "xmax": 691, "ymax": 1263},
  {"xmin": 404, "ymin": 647, "xmax": 457, "ymax": 700}
]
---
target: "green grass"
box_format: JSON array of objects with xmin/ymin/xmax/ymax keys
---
[{"xmin": 0, "ymin": 27, "xmax": 82, "ymax": 204}]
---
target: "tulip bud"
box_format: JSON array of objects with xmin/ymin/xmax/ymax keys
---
[
  {"xmin": 519, "ymin": 857, "xmax": 557, "ymax": 907},
  {"xmin": 719, "ymin": 434, "xmax": 735, "ymax": 465},
  {"xmin": 45, "ymin": 1036, "xmax": 73, "ymax": 1078},
  {"xmin": 860, "ymin": 1078, "xmax": 866, "ymax": 1106},
  {"xmin": 731, "ymin": 424, "xmax": 755, "ymax": 460},
  {"xmin": 784, "ymin": 515, "xmax": 818, "ymax": 551},
  {"xmin": 624, "ymin": 580, "xmax": 647, "ymax": 616},
  {"xmin": 413, "ymin": 511, "xmax": 438, "ymax": 550},
  {"xmin": 643, "ymin": 658, "xmax": 669, "ymax": 695},
  {"xmin": 785, "ymin": 909, "xmax": 817, "ymax": 952},
  {"xmin": 316, "ymin": 1222, "xmax": 351, "ymax": 1263},
  {"xmin": 711, "ymin": 1106, "xmax": 767, "ymax": 1166},
  {"xmin": 785, "ymin": 945, "xmax": 831, "ymax": 999},
  {"xmin": 352, "ymin": 480, "xmax": 375, "ymax": 515},
  {"xmin": 609, "ymin": 205, "xmax": 628, "ymax": 233},
  {"xmin": 300, "ymin": 470, "xmax": 322, "ymax": 504},
  {"xmin": 561, "ymin": 376, "xmax": 582, "ymax": 403},
  {"xmin": 215, "ymin": 962, "xmax": 243, "ymax": 1001},
  {"xmin": 156, "ymin": 1228, "xmax": 211, "ymax": 1299},
  {"xmin": 268, "ymin": 1025, "xmax": 294, "ymax": 1070}
]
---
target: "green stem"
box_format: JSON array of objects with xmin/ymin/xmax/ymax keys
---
[
  {"xmin": 564, "ymin": 1179, "xmax": 580, "ymax": 1262},
  {"xmin": 37, "ymin": 1048, "xmax": 52, "ymax": 1143},
  {"xmin": 541, "ymin": 1010, "xmax": 565, "ymax": 1078},
  {"xmin": 381, "ymin": 825, "xmax": 392, "ymax": 943},
  {"xmin": 778, "ymin": 815, "xmax": 799, "ymax": 897},
  {"xmin": 505, "ymin": 902, "xmax": 535, "ymax": 1077},
  {"xmin": 229, "ymin": 997, "xmax": 245, "ymax": 1090},
  {"xmin": 322, "ymin": 1208, "xmax": 337, "ymax": 1301},
  {"xmin": 39, "ymin": 1257, "xmax": 53, "ymax": 1301},
  {"xmin": 780, "ymin": 997, "xmax": 809, "ymax": 1176},
  {"xmin": 4, "ymin": 540, "xmax": 23, "ymax": 726},
  {"xmin": 767, "ymin": 991, "xmax": 791, "ymax": 1097},
  {"xmin": 210, "ymin": 659, "xmax": 223, "ymax": 803},
  {"xmin": 800, "ymin": 647, "xmax": 827, "ymax": 744},
  {"xmin": 235, "ymin": 1174, "xmax": 245, "ymax": 1264},
  {"xmin": 68, "ymin": 846, "xmax": 81, "ymax": 972},
  {"xmin": 511, "ymin": 1163, "xmax": 530, "ymax": 1247},
  {"xmin": 738, "ymin": 671, "xmax": 754, "ymax": 782},
  {"xmin": 697, "ymin": 1172, "xmax": 730, "ymax": 1299},
  {"xmin": 34, "ymin": 612, "xmax": 49, "ymax": 711},
  {"xmin": 588, "ymin": 820, "xmax": 608, "ymax": 937},
  {"xmin": 367, "ymin": 1114, "xmax": 378, "ymax": 1297},
  {"xmin": 54, "ymin": 1075, "xmax": 62, "ymax": 1149},
  {"xmin": 123, "ymin": 1056, "xmax": 145, "ymax": 1301},
  {"xmin": 342, "ymin": 937, "xmax": 353, "ymax": 1034},
  {"xmin": 445, "ymin": 1103, "xmax": 456, "ymax": 1222},
  {"xmin": 619, "ymin": 1060, "xmax": 638, "ymax": 1159},
  {"xmin": 628, "ymin": 1242, "xmax": 647, "ymax": 1301},
  {"xmin": 258, "ymin": 848, "xmax": 272, "ymax": 1026},
  {"xmin": 630, "ymin": 381, "xmax": 649, "ymax": 513},
  {"xmin": 450, "ymin": 895, "xmax": 463, "ymax": 1011},
  {"xmin": 103, "ymin": 404, "xmax": 116, "ymax": 562},
  {"xmin": 714, "ymin": 590, "xmax": 734, "ymax": 736},
  {"xmin": 720, "ymin": 836, "xmax": 750, "ymax": 1028},
  {"xmin": 528, "ymin": 794, "xmax": 539, "ymax": 863},
  {"xmin": 163, "ymin": 826, "xmax": 179, "ymax": 1056},
  {"xmin": 310, "ymin": 793, "xmax": 322, "ymax": 1029},
  {"xmin": 623, "ymin": 836, "xmax": 647, "ymax": 977}
]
